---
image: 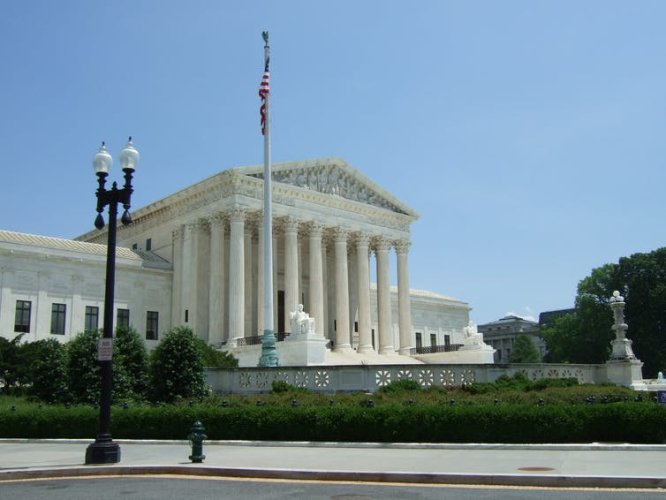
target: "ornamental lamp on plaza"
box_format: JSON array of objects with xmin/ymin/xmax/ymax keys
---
[{"xmin": 85, "ymin": 138, "xmax": 139, "ymax": 465}]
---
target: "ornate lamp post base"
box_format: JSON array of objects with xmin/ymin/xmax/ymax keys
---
[
  {"xmin": 85, "ymin": 440, "xmax": 121, "ymax": 464},
  {"xmin": 258, "ymin": 329, "xmax": 279, "ymax": 367}
]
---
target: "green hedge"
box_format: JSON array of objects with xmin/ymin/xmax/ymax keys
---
[{"xmin": 1, "ymin": 402, "xmax": 665, "ymax": 443}]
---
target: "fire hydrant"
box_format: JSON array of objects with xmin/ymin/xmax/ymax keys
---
[{"xmin": 188, "ymin": 420, "xmax": 207, "ymax": 463}]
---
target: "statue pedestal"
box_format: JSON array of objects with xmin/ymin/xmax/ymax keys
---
[
  {"xmin": 606, "ymin": 358, "xmax": 646, "ymax": 390},
  {"xmin": 281, "ymin": 333, "xmax": 329, "ymax": 365},
  {"xmin": 456, "ymin": 343, "xmax": 496, "ymax": 364},
  {"xmin": 610, "ymin": 338, "xmax": 636, "ymax": 360}
]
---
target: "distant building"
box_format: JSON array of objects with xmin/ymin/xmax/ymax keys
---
[
  {"xmin": 478, "ymin": 315, "xmax": 545, "ymax": 363},
  {"xmin": 538, "ymin": 308, "xmax": 576, "ymax": 328}
]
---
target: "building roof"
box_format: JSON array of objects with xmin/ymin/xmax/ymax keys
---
[
  {"xmin": 77, "ymin": 157, "xmax": 419, "ymax": 243},
  {"xmin": 0, "ymin": 230, "xmax": 171, "ymax": 270}
]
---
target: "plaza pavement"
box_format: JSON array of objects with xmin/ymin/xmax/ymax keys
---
[{"xmin": 1, "ymin": 439, "xmax": 666, "ymax": 489}]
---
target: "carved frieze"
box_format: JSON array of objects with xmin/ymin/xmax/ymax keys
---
[{"xmin": 250, "ymin": 163, "xmax": 408, "ymax": 215}]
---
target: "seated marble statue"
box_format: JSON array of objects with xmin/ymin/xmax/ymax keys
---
[
  {"xmin": 463, "ymin": 321, "xmax": 485, "ymax": 346},
  {"xmin": 290, "ymin": 304, "xmax": 316, "ymax": 334}
]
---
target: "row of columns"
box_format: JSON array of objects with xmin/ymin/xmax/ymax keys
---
[{"xmin": 172, "ymin": 208, "xmax": 414, "ymax": 356}]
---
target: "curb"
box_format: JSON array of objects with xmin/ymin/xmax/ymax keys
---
[
  {"xmin": 2, "ymin": 438, "xmax": 666, "ymax": 451},
  {"xmin": 1, "ymin": 464, "xmax": 665, "ymax": 489}
]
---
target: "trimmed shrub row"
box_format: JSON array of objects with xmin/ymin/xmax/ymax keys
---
[{"xmin": 1, "ymin": 402, "xmax": 665, "ymax": 443}]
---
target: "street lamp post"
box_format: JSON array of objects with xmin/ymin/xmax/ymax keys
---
[{"xmin": 85, "ymin": 138, "xmax": 139, "ymax": 465}]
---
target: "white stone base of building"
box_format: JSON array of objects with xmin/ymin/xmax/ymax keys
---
[
  {"xmin": 413, "ymin": 344, "xmax": 495, "ymax": 365},
  {"xmin": 226, "ymin": 343, "xmax": 425, "ymax": 367}
]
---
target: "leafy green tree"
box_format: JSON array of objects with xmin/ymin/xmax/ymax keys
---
[
  {"xmin": 194, "ymin": 338, "xmax": 238, "ymax": 369},
  {"xmin": 114, "ymin": 326, "xmax": 149, "ymax": 399},
  {"xmin": 543, "ymin": 264, "xmax": 621, "ymax": 365},
  {"xmin": 541, "ymin": 313, "xmax": 581, "ymax": 363},
  {"xmin": 0, "ymin": 334, "xmax": 25, "ymax": 392},
  {"xmin": 28, "ymin": 339, "xmax": 70, "ymax": 403},
  {"xmin": 509, "ymin": 335, "xmax": 541, "ymax": 363},
  {"xmin": 66, "ymin": 330, "xmax": 101, "ymax": 404},
  {"xmin": 66, "ymin": 330, "xmax": 133, "ymax": 405},
  {"xmin": 149, "ymin": 326, "xmax": 208, "ymax": 403},
  {"xmin": 616, "ymin": 248, "xmax": 666, "ymax": 376},
  {"xmin": 542, "ymin": 248, "xmax": 666, "ymax": 376}
]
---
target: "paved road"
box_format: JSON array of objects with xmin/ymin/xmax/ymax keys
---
[
  {"xmin": 1, "ymin": 476, "xmax": 665, "ymax": 500},
  {"xmin": 1, "ymin": 440, "xmax": 666, "ymax": 491}
]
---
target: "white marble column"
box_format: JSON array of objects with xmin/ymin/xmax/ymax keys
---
[
  {"xmin": 308, "ymin": 222, "xmax": 325, "ymax": 336},
  {"xmin": 273, "ymin": 229, "xmax": 279, "ymax": 331},
  {"xmin": 181, "ymin": 222, "xmax": 198, "ymax": 331},
  {"xmin": 323, "ymin": 238, "xmax": 332, "ymax": 339},
  {"xmin": 356, "ymin": 234, "xmax": 374, "ymax": 354},
  {"xmin": 196, "ymin": 220, "xmax": 211, "ymax": 340},
  {"xmin": 228, "ymin": 207, "xmax": 245, "ymax": 342},
  {"xmin": 244, "ymin": 226, "xmax": 253, "ymax": 338},
  {"xmin": 396, "ymin": 240, "xmax": 413, "ymax": 355},
  {"xmin": 256, "ymin": 216, "xmax": 264, "ymax": 336},
  {"xmin": 208, "ymin": 215, "xmax": 226, "ymax": 346},
  {"xmin": 284, "ymin": 217, "xmax": 300, "ymax": 328},
  {"xmin": 375, "ymin": 238, "xmax": 394, "ymax": 355},
  {"xmin": 334, "ymin": 228, "xmax": 352, "ymax": 350},
  {"xmin": 171, "ymin": 226, "xmax": 184, "ymax": 327}
]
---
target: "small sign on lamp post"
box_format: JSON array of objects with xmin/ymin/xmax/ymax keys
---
[{"xmin": 98, "ymin": 338, "xmax": 113, "ymax": 361}]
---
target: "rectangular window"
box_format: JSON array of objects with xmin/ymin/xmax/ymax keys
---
[
  {"xmin": 50, "ymin": 303, "xmax": 66, "ymax": 335},
  {"xmin": 415, "ymin": 332, "xmax": 422, "ymax": 349},
  {"xmin": 146, "ymin": 311, "xmax": 159, "ymax": 340},
  {"xmin": 14, "ymin": 300, "xmax": 31, "ymax": 333},
  {"xmin": 84, "ymin": 306, "xmax": 99, "ymax": 332},
  {"xmin": 145, "ymin": 238, "xmax": 152, "ymax": 251},
  {"xmin": 444, "ymin": 334, "xmax": 451, "ymax": 347},
  {"xmin": 117, "ymin": 308, "xmax": 130, "ymax": 329},
  {"xmin": 430, "ymin": 333, "xmax": 437, "ymax": 347}
]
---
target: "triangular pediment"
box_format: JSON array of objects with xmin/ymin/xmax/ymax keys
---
[{"xmin": 240, "ymin": 157, "xmax": 417, "ymax": 217}]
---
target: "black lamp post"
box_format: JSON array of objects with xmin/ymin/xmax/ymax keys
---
[{"xmin": 85, "ymin": 138, "xmax": 139, "ymax": 465}]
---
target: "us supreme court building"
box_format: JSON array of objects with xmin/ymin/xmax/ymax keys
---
[{"xmin": 0, "ymin": 157, "xmax": 482, "ymax": 365}]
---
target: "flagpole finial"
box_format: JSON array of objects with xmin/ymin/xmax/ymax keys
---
[{"xmin": 262, "ymin": 31, "xmax": 269, "ymax": 46}]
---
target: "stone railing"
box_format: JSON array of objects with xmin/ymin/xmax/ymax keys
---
[
  {"xmin": 206, "ymin": 363, "xmax": 607, "ymax": 395},
  {"xmin": 409, "ymin": 344, "xmax": 464, "ymax": 355},
  {"xmin": 235, "ymin": 332, "xmax": 290, "ymax": 347}
]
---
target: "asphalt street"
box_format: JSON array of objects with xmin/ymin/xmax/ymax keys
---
[{"xmin": 1, "ymin": 476, "xmax": 665, "ymax": 500}]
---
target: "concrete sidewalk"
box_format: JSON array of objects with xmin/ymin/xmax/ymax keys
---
[{"xmin": 1, "ymin": 439, "xmax": 666, "ymax": 489}]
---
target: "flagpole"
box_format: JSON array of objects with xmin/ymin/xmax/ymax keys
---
[{"xmin": 258, "ymin": 31, "xmax": 279, "ymax": 367}]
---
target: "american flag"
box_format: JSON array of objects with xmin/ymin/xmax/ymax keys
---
[{"xmin": 258, "ymin": 67, "xmax": 270, "ymax": 135}]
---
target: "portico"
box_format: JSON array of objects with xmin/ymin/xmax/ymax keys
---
[{"xmin": 81, "ymin": 158, "xmax": 419, "ymax": 358}]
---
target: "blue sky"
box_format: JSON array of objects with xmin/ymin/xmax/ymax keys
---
[{"xmin": 1, "ymin": 1, "xmax": 665, "ymax": 324}]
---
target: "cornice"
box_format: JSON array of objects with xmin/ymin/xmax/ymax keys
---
[{"xmin": 78, "ymin": 158, "xmax": 417, "ymax": 243}]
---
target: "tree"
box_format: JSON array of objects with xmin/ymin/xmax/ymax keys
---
[
  {"xmin": 543, "ymin": 264, "xmax": 619, "ymax": 364},
  {"xmin": 616, "ymin": 248, "xmax": 666, "ymax": 377},
  {"xmin": 194, "ymin": 338, "xmax": 238, "ymax": 369},
  {"xmin": 0, "ymin": 334, "xmax": 23, "ymax": 392},
  {"xmin": 508, "ymin": 335, "xmax": 541, "ymax": 363},
  {"xmin": 149, "ymin": 326, "xmax": 208, "ymax": 403},
  {"xmin": 541, "ymin": 313, "xmax": 582, "ymax": 363},
  {"xmin": 114, "ymin": 326, "xmax": 149, "ymax": 399},
  {"xmin": 67, "ymin": 330, "xmax": 133, "ymax": 405},
  {"xmin": 67, "ymin": 330, "xmax": 103, "ymax": 404},
  {"xmin": 28, "ymin": 339, "xmax": 70, "ymax": 403},
  {"xmin": 542, "ymin": 247, "xmax": 666, "ymax": 376}
]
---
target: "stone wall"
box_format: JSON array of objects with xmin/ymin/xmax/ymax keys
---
[{"xmin": 206, "ymin": 363, "xmax": 608, "ymax": 394}]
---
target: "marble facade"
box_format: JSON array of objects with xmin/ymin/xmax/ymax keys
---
[
  {"xmin": 77, "ymin": 157, "xmax": 472, "ymax": 361},
  {"xmin": 0, "ymin": 158, "xmax": 477, "ymax": 365}
]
